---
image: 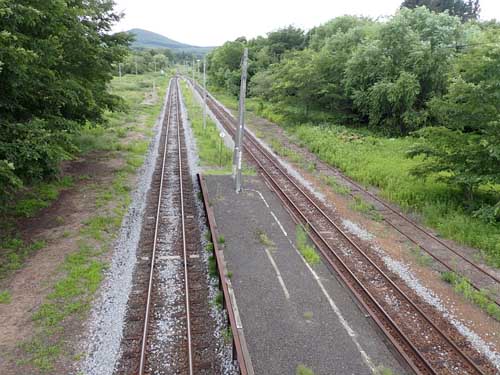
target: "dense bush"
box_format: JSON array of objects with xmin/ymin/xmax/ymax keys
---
[
  {"xmin": 0, "ymin": 0, "xmax": 131, "ymax": 200},
  {"xmin": 206, "ymin": 5, "xmax": 500, "ymax": 223}
]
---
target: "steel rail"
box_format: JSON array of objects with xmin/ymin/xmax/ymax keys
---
[
  {"xmin": 175, "ymin": 78, "xmax": 194, "ymax": 375},
  {"xmin": 192, "ymin": 79, "xmax": 500, "ymax": 305},
  {"xmin": 139, "ymin": 78, "xmax": 194, "ymax": 375},
  {"xmin": 194, "ymin": 80, "xmax": 489, "ymax": 375},
  {"xmin": 196, "ymin": 80, "xmax": 500, "ymax": 300},
  {"xmin": 335, "ymin": 173, "xmax": 500, "ymax": 302},
  {"xmin": 138, "ymin": 79, "xmax": 174, "ymax": 375}
]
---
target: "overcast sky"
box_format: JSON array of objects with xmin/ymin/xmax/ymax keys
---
[{"xmin": 112, "ymin": 0, "xmax": 500, "ymax": 46}]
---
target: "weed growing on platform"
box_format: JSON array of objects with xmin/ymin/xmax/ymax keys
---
[
  {"xmin": 441, "ymin": 271, "xmax": 500, "ymax": 321},
  {"xmin": 375, "ymin": 366, "xmax": 395, "ymax": 375},
  {"xmin": 296, "ymin": 225, "xmax": 320, "ymax": 265},
  {"xmin": 296, "ymin": 364, "xmax": 315, "ymax": 375},
  {"xmin": 257, "ymin": 229, "xmax": 275, "ymax": 248},
  {"xmin": 218, "ymin": 235, "xmax": 225, "ymax": 244}
]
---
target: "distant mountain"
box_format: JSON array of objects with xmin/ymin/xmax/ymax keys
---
[{"xmin": 128, "ymin": 28, "xmax": 214, "ymax": 55}]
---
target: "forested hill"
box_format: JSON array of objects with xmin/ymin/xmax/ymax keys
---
[{"xmin": 129, "ymin": 28, "xmax": 214, "ymax": 54}]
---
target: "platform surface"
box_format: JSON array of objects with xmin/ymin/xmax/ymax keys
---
[{"xmin": 205, "ymin": 174, "xmax": 406, "ymax": 375}]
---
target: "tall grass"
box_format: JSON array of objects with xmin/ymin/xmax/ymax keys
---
[
  {"xmin": 207, "ymin": 88, "xmax": 500, "ymax": 267},
  {"xmin": 181, "ymin": 82, "xmax": 233, "ymax": 170},
  {"xmin": 292, "ymin": 124, "xmax": 500, "ymax": 267}
]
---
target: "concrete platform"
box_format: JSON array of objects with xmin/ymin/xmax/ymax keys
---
[{"xmin": 205, "ymin": 174, "xmax": 407, "ymax": 375}]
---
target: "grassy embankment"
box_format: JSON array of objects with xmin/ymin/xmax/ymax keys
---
[
  {"xmin": 1, "ymin": 72, "xmax": 170, "ymax": 371},
  {"xmin": 180, "ymin": 80, "xmax": 258, "ymax": 176},
  {"xmin": 179, "ymin": 81, "xmax": 233, "ymax": 172},
  {"xmin": 209, "ymin": 88, "xmax": 500, "ymax": 269}
]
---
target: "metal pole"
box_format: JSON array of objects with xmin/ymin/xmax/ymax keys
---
[
  {"xmin": 192, "ymin": 58, "xmax": 195, "ymax": 84},
  {"xmin": 203, "ymin": 57, "xmax": 207, "ymax": 130},
  {"xmin": 234, "ymin": 48, "xmax": 248, "ymax": 193},
  {"xmin": 135, "ymin": 57, "xmax": 138, "ymax": 75},
  {"xmin": 119, "ymin": 63, "xmax": 122, "ymax": 79},
  {"xmin": 197, "ymin": 60, "xmax": 200, "ymax": 83},
  {"xmin": 219, "ymin": 137, "xmax": 223, "ymax": 167}
]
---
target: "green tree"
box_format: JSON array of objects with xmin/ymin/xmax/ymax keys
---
[
  {"xmin": 0, "ymin": 0, "xmax": 130, "ymax": 196},
  {"xmin": 344, "ymin": 7, "xmax": 462, "ymax": 134},
  {"xmin": 266, "ymin": 26, "xmax": 305, "ymax": 61},
  {"xmin": 207, "ymin": 40, "xmax": 245, "ymax": 95},
  {"xmin": 401, "ymin": 0, "xmax": 480, "ymax": 21},
  {"xmin": 270, "ymin": 50, "xmax": 325, "ymax": 117},
  {"xmin": 409, "ymin": 31, "xmax": 500, "ymax": 219}
]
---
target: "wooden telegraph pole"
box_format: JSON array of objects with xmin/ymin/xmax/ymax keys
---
[{"xmin": 233, "ymin": 48, "xmax": 248, "ymax": 193}]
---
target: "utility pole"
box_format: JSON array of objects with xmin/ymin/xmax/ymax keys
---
[
  {"xmin": 203, "ymin": 56, "xmax": 207, "ymax": 130},
  {"xmin": 197, "ymin": 59, "xmax": 200, "ymax": 83},
  {"xmin": 192, "ymin": 58, "xmax": 195, "ymax": 84},
  {"xmin": 135, "ymin": 57, "xmax": 138, "ymax": 75},
  {"xmin": 118, "ymin": 63, "xmax": 122, "ymax": 79},
  {"xmin": 233, "ymin": 48, "xmax": 248, "ymax": 193}
]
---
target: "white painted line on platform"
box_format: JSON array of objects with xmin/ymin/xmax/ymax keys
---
[
  {"xmin": 264, "ymin": 248, "xmax": 290, "ymax": 300},
  {"xmin": 246, "ymin": 188, "xmax": 288, "ymax": 236},
  {"xmin": 270, "ymin": 211, "xmax": 288, "ymax": 237},
  {"xmin": 246, "ymin": 185, "xmax": 373, "ymax": 369},
  {"xmin": 289, "ymin": 239, "xmax": 376, "ymax": 372},
  {"xmin": 245, "ymin": 188, "xmax": 270, "ymax": 208}
]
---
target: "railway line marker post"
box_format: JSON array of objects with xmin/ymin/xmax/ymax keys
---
[
  {"xmin": 234, "ymin": 48, "xmax": 249, "ymax": 193},
  {"xmin": 203, "ymin": 56, "xmax": 207, "ymax": 131}
]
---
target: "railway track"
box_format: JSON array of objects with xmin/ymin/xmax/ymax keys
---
[
  {"xmin": 115, "ymin": 77, "xmax": 216, "ymax": 375},
  {"xmin": 189, "ymin": 79, "xmax": 496, "ymax": 374},
  {"xmin": 191, "ymin": 80, "xmax": 500, "ymax": 308},
  {"xmin": 327, "ymin": 171, "xmax": 500, "ymax": 307}
]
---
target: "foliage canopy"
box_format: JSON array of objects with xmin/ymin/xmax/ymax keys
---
[{"xmin": 0, "ymin": 0, "xmax": 130, "ymax": 201}]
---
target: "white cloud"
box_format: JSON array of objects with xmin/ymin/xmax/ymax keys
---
[{"xmin": 112, "ymin": 0, "xmax": 500, "ymax": 46}]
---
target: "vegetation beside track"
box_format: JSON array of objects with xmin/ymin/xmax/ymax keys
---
[
  {"xmin": 208, "ymin": 90, "xmax": 500, "ymax": 268},
  {"xmin": 205, "ymin": 5, "xmax": 500, "ymax": 267},
  {"xmin": 5, "ymin": 72, "xmax": 170, "ymax": 372},
  {"xmin": 441, "ymin": 271, "xmax": 500, "ymax": 321},
  {"xmin": 179, "ymin": 81, "xmax": 233, "ymax": 172}
]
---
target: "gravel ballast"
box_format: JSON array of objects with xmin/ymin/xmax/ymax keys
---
[{"xmin": 77, "ymin": 83, "xmax": 171, "ymax": 375}]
